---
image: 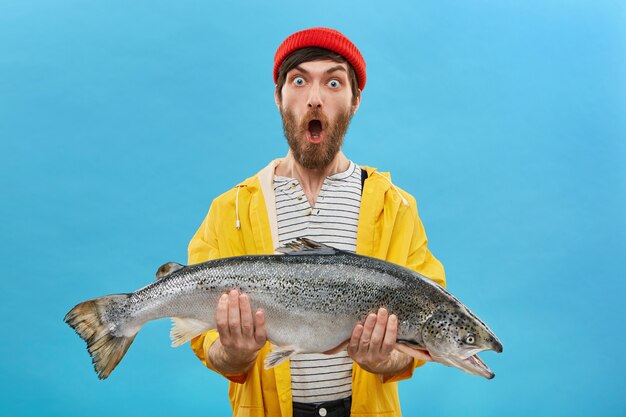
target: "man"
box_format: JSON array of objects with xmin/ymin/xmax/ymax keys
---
[{"xmin": 188, "ymin": 27, "xmax": 445, "ymax": 417}]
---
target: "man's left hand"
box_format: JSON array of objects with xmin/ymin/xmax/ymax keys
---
[{"xmin": 347, "ymin": 308, "xmax": 417, "ymax": 376}]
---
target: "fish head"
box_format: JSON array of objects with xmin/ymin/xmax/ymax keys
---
[{"xmin": 421, "ymin": 304, "xmax": 503, "ymax": 379}]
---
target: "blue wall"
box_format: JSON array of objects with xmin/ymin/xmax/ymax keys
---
[{"xmin": 1, "ymin": 1, "xmax": 624, "ymax": 415}]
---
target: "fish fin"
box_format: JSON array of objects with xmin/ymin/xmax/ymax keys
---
[
  {"xmin": 64, "ymin": 294, "xmax": 138, "ymax": 380},
  {"xmin": 321, "ymin": 340, "xmax": 350, "ymax": 355},
  {"xmin": 276, "ymin": 238, "xmax": 341, "ymax": 256},
  {"xmin": 394, "ymin": 343, "xmax": 432, "ymax": 362},
  {"xmin": 155, "ymin": 262, "xmax": 186, "ymax": 279},
  {"xmin": 264, "ymin": 345, "xmax": 298, "ymax": 369},
  {"xmin": 170, "ymin": 317, "xmax": 213, "ymax": 347}
]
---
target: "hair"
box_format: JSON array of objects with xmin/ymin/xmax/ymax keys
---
[{"xmin": 275, "ymin": 47, "xmax": 360, "ymax": 104}]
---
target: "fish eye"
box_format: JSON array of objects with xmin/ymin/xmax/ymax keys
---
[{"xmin": 465, "ymin": 334, "xmax": 475, "ymax": 345}]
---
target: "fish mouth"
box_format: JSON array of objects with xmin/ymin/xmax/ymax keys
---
[
  {"xmin": 398, "ymin": 342, "xmax": 497, "ymax": 379},
  {"xmin": 459, "ymin": 337, "xmax": 502, "ymax": 379},
  {"xmin": 432, "ymin": 348, "xmax": 496, "ymax": 379},
  {"xmin": 462, "ymin": 353, "xmax": 495, "ymax": 379}
]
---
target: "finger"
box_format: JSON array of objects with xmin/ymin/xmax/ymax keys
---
[
  {"xmin": 239, "ymin": 293, "xmax": 254, "ymax": 338},
  {"xmin": 348, "ymin": 323, "xmax": 364, "ymax": 354},
  {"xmin": 369, "ymin": 308, "xmax": 389, "ymax": 353},
  {"xmin": 216, "ymin": 293, "xmax": 230, "ymax": 338},
  {"xmin": 359, "ymin": 313, "xmax": 377, "ymax": 351},
  {"xmin": 227, "ymin": 289, "xmax": 241, "ymax": 336},
  {"xmin": 381, "ymin": 314, "xmax": 398, "ymax": 356},
  {"xmin": 254, "ymin": 309, "xmax": 267, "ymax": 346}
]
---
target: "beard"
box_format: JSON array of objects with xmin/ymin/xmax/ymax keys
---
[{"xmin": 279, "ymin": 107, "xmax": 353, "ymax": 170}]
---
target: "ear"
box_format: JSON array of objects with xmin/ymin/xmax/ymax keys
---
[
  {"xmin": 351, "ymin": 89, "xmax": 362, "ymax": 115},
  {"xmin": 274, "ymin": 87, "xmax": 282, "ymax": 109}
]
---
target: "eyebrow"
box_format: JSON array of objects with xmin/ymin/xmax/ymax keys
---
[
  {"xmin": 292, "ymin": 64, "xmax": 347, "ymax": 75},
  {"xmin": 324, "ymin": 65, "xmax": 347, "ymax": 74}
]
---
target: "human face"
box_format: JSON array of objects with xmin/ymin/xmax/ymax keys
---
[{"xmin": 275, "ymin": 60, "xmax": 361, "ymax": 170}]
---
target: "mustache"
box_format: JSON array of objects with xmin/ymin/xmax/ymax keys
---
[{"xmin": 301, "ymin": 109, "xmax": 329, "ymax": 128}]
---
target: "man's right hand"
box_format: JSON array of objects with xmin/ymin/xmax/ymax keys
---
[{"xmin": 208, "ymin": 289, "xmax": 267, "ymax": 375}]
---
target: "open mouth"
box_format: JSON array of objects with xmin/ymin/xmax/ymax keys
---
[
  {"xmin": 429, "ymin": 348, "xmax": 496, "ymax": 379},
  {"xmin": 307, "ymin": 119, "xmax": 323, "ymax": 143},
  {"xmin": 464, "ymin": 354, "xmax": 495, "ymax": 379},
  {"xmin": 396, "ymin": 341, "xmax": 497, "ymax": 379}
]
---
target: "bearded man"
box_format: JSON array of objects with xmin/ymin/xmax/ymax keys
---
[{"xmin": 188, "ymin": 27, "xmax": 446, "ymax": 417}]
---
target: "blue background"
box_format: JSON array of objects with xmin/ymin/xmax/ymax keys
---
[{"xmin": 1, "ymin": 1, "xmax": 624, "ymax": 416}]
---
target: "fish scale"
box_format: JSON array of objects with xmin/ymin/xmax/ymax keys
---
[{"xmin": 65, "ymin": 238, "xmax": 502, "ymax": 380}]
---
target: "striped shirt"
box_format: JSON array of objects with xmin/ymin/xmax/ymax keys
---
[{"xmin": 274, "ymin": 161, "xmax": 362, "ymax": 404}]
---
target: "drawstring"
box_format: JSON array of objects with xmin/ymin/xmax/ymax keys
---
[
  {"xmin": 235, "ymin": 186, "xmax": 241, "ymax": 229},
  {"xmin": 374, "ymin": 172, "xmax": 409, "ymax": 206}
]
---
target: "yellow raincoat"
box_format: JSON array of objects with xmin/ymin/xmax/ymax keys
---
[{"xmin": 188, "ymin": 160, "xmax": 445, "ymax": 417}]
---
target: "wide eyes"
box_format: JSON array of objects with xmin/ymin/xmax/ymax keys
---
[
  {"xmin": 290, "ymin": 77, "xmax": 342, "ymax": 89},
  {"xmin": 328, "ymin": 79, "xmax": 341, "ymax": 88},
  {"xmin": 465, "ymin": 334, "xmax": 476, "ymax": 345}
]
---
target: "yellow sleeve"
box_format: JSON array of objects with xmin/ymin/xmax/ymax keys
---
[
  {"xmin": 188, "ymin": 203, "xmax": 220, "ymax": 265},
  {"xmin": 384, "ymin": 196, "xmax": 446, "ymax": 383},
  {"xmin": 406, "ymin": 197, "xmax": 446, "ymax": 288},
  {"xmin": 187, "ymin": 203, "xmax": 249, "ymax": 383}
]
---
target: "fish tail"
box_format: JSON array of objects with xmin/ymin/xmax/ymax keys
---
[{"xmin": 64, "ymin": 294, "xmax": 137, "ymax": 379}]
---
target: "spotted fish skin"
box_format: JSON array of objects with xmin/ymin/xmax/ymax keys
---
[{"xmin": 65, "ymin": 238, "xmax": 502, "ymax": 379}]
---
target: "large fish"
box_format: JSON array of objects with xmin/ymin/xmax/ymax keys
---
[{"xmin": 65, "ymin": 238, "xmax": 502, "ymax": 380}]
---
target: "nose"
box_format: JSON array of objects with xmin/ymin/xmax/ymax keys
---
[
  {"xmin": 307, "ymin": 83, "xmax": 323, "ymax": 109},
  {"xmin": 493, "ymin": 339, "xmax": 503, "ymax": 353}
]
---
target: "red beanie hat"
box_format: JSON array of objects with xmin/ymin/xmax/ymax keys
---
[{"xmin": 273, "ymin": 27, "xmax": 366, "ymax": 91}]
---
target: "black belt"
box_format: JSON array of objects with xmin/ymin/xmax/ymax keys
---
[{"xmin": 293, "ymin": 396, "xmax": 352, "ymax": 417}]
